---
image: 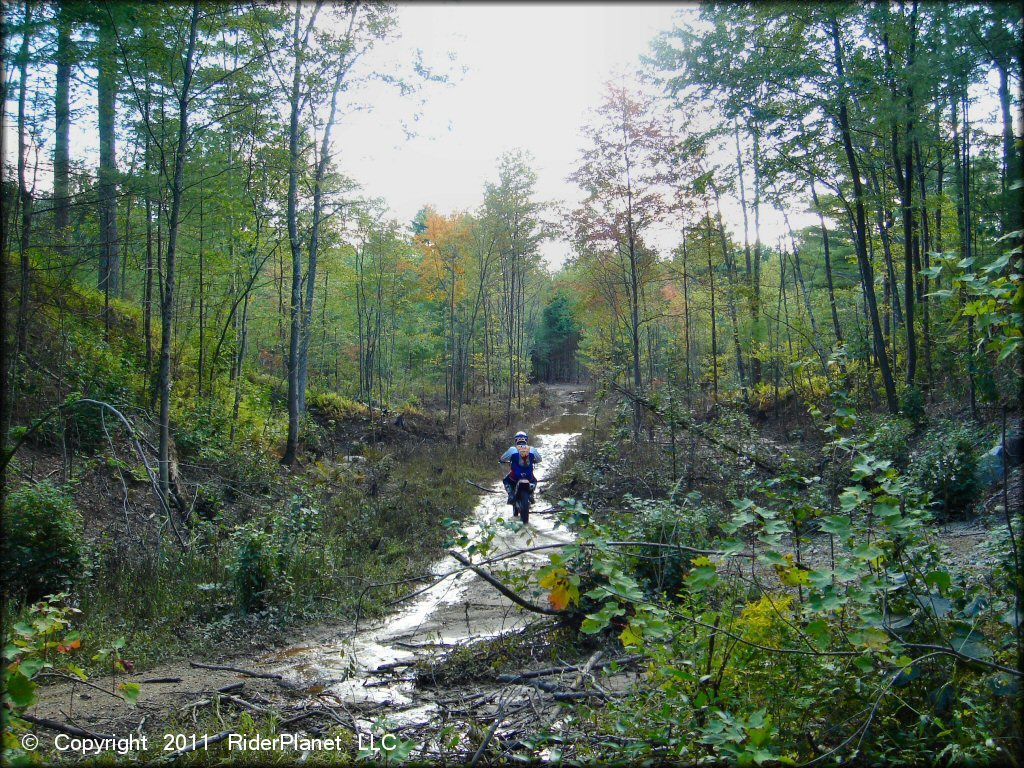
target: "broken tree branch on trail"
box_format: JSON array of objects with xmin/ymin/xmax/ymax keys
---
[
  {"xmin": 189, "ymin": 661, "xmax": 282, "ymax": 679},
  {"xmin": 18, "ymin": 714, "xmax": 115, "ymax": 741},
  {"xmin": 465, "ymin": 479, "xmax": 500, "ymax": 493},
  {"xmin": 447, "ymin": 550, "xmax": 562, "ymax": 615}
]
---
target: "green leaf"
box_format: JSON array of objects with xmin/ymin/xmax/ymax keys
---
[
  {"xmin": 687, "ymin": 566, "xmax": 719, "ymax": 592},
  {"xmin": 925, "ymin": 571, "xmax": 951, "ymax": 594},
  {"xmin": 852, "ymin": 542, "xmax": 884, "ymax": 563},
  {"xmin": 119, "ymin": 682, "xmax": 140, "ymax": 706},
  {"xmin": 66, "ymin": 663, "xmax": 87, "ymax": 681},
  {"xmin": 619, "ymin": 622, "xmax": 643, "ymax": 647},
  {"xmin": 819, "ymin": 515, "xmax": 851, "ymax": 538},
  {"xmin": 757, "ymin": 550, "xmax": 789, "ymax": 567},
  {"xmin": 4, "ymin": 670, "xmax": 37, "ymax": 708},
  {"xmin": 16, "ymin": 657, "xmax": 47, "ymax": 679}
]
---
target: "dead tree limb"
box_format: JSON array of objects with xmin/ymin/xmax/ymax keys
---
[
  {"xmin": 447, "ymin": 550, "xmax": 562, "ymax": 616},
  {"xmin": 465, "ymin": 479, "xmax": 500, "ymax": 493},
  {"xmin": 189, "ymin": 661, "xmax": 282, "ymax": 679},
  {"xmin": 18, "ymin": 713, "xmax": 115, "ymax": 740}
]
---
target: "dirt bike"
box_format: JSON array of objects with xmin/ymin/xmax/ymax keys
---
[{"xmin": 512, "ymin": 478, "xmax": 534, "ymax": 525}]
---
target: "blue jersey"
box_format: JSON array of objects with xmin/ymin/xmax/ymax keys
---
[
  {"xmin": 501, "ymin": 446, "xmax": 541, "ymax": 463},
  {"xmin": 507, "ymin": 452, "xmax": 537, "ymax": 482}
]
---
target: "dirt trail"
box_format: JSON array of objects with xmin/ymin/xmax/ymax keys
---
[
  {"xmin": 258, "ymin": 400, "xmax": 593, "ymax": 730},
  {"xmin": 26, "ymin": 387, "xmax": 600, "ymax": 760}
]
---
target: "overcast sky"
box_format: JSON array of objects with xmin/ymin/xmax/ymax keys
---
[
  {"xmin": 332, "ymin": 2, "xmax": 693, "ymax": 268},
  {"xmin": 5, "ymin": 2, "xmax": 1009, "ymax": 270}
]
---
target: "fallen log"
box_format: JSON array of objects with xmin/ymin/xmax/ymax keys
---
[
  {"xmin": 18, "ymin": 714, "xmax": 114, "ymax": 741},
  {"xmin": 448, "ymin": 550, "xmax": 561, "ymax": 616},
  {"xmin": 495, "ymin": 654, "xmax": 642, "ymax": 685},
  {"xmin": 189, "ymin": 661, "xmax": 282, "ymax": 680}
]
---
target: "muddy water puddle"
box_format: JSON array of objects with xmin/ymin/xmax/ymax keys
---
[{"xmin": 263, "ymin": 410, "xmax": 589, "ymax": 727}]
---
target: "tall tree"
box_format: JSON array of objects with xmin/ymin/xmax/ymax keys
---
[
  {"xmin": 570, "ymin": 82, "xmax": 670, "ymax": 437},
  {"xmin": 280, "ymin": 2, "xmax": 399, "ymax": 465}
]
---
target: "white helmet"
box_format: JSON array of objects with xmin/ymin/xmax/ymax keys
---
[{"xmin": 514, "ymin": 430, "xmax": 528, "ymax": 444}]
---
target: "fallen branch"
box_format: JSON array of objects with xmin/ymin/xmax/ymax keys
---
[
  {"xmin": 552, "ymin": 690, "xmax": 623, "ymax": 702},
  {"xmin": 447, "ymin": 550, "xmax": 562, "ymax": 616},
  {"xmin": 141, "ymin": 677, "xmax": 182, "ymax": 684},
  {"xmin": 495, "ymin": 655, "xmax": 640, "ymax": 684},
  {"xmin": 18, "ymin": 713, "xmax": 114, "ymax": 740},
  {"xmin": 465, "ymin": 479, "xmax": 500, "ymax": 494},
  {"xmin": 221, "ymin": 694, "xmax": 270, "ymax": 714},
  {"xmin": 503, "ymin": 676, "xmax": 618, "ymax": 701},
  {"xmin": 469, "ymin": 693, "xmax": 511, "ymax": 767},
  {"xmin": 189, "ymin": 661, "xmax": 282, "ymax": 679},
  {"xmin": 574, "ymin": 651, "xmax": 603, "ymax": 690}
]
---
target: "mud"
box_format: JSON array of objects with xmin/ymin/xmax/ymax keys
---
[{"xmin": 259, "ymin": 408, "xmax": 592, "ymax": 729}]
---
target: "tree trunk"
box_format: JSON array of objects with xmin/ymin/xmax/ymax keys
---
[
  {"xmin": 158, "ymin": 2, "xmax": 200, "ymax": 503},
  {"xmin": 283, "ymin": 7, "xmax": 310, "ymax": 466},
  {"xmin": 830, "ymin": 16, "xmax": 898, "ymax": 413},
  {"xmin": 713, "ymin": 195, "xmax": 747, "ymax": 401},
  {"xmin": 996, "ymin": 62, "xmax": 1023, "ymax": 237},
  {"xmin": 97, "ymin": 10, "xmax": 120, "ymax": 320},
  {"xmin": 810, "ymin": 179, "xmax": 843, "ymax": 346},
  {"xmin": 15, "ymin": 1, "xmax": 33, "ymax": 362},
  {"xmin": 54, "ymin": 1, "xmax": 72, "ymax": 257},
  {"xmin": 705, "ymin": 214, "xmax": 718, "ymax": 403}
]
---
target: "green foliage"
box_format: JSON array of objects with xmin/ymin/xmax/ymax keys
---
[
  {"xmin": 2, "ymin": 595, "xmax": 88, "ymax": 765},
  {"xmin": 228, "ymin": 525, "xmax": 279, "ymax": 613},
  {"xmin": 898, "ymin": 385, "xmax": 925, "ymax": 424},
  {"xmin": 908, "ymin": 420, "xmax": 982, "ymax": 517},
  {"xmin": 306, "ymin": 389, "xmax": 369, "ymax": 421},
  {"xmin": 506, "ymin": 393, "xmax": 1016, "ymax": 765},
  {"xmin": 1, "ymin": 482, "xmax": 83, "ymax": 602},
  {"xmin": 619, "ymin": 492, "xmax": 723, "ymax": 598},
  {"xmin": 862, "ymin": 415, "xmax": 916, "ymax": 470}
]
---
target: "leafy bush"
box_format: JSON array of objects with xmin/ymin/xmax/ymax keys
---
[
  {"xmin": 908, "ymin": 420, "xmax": 982, "ymax": 516},
  {"xmin": 306, "ymin": 389, "xmax": 368, "ymax": 421},
  {"xmin": 899, "ymin": 385, "xmax": 926, "ymax": 424},
  {"xmin": 228, "ymin": 526, "xmax": 278, "ymax": 613},
  {"xmin": 863, "ymin": 415, "xmax": 916, "ymax": 469},
  {"xmin": 1, "ymin": 481, "xmax": 83, "ymax": 602},
  {"xmin": 620, "ymin": 493, "xmax": 723, "ymax": 598}
]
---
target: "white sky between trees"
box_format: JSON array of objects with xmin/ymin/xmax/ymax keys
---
[{"xmin": 3, "ymin": 2, "xmax": 1011, "ymax": 270}]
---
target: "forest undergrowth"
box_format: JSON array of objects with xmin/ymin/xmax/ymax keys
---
[
  {"xmin": 509, "ymin": 388, "xmax": 1022, "ymax": 766},
  {"xmin": 1, "ymin": 276, "xmax": 554, "ymax": 692}
]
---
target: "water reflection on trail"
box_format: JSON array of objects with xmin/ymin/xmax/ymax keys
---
[{"xmin": 263, "ymin": 410, "xmax": 590, "ymax": 726}]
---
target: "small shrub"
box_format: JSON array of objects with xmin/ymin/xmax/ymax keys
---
[
  {"xmin": 909, "ymin": 420, "xmax": 982, "ymax": 517},
  {"xmin": 1, "ymin": 481, "xmax": 83, "ymax": 602},
  {"xmin": 306, "ymin": 389, "xmax": 368, "ymax": 421},
  {"xmin": 899, "ymin": 385, "xmax": 926, "ymax": 424},
  {"xmin": 621, "ymin": 493, "xmax": 724, "ymax": 598},
  {"xmin": 228, "ymin": 526, "xmax": 278, "ymax": 613},
  {"xmin": 864, "ymin": 416, "xmax": 916, "ymax": 469}
]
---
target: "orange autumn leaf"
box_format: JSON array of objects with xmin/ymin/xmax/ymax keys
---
[{"xmin": 539, "ymin": 567, "xmax": 579, "ymax": 611}]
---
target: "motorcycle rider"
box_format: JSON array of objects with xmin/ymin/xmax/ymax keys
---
[{"xmin": 500, "ymin": 431, "xmax": 540, "ymax": 505}]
